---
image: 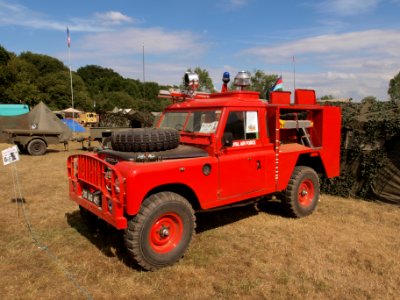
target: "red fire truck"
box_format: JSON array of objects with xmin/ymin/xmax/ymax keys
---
[{"xmin": 67, "ymin": 71, "xmax": 341, "ymax": 270}]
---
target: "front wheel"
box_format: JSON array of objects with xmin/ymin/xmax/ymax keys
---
[
  {"xmin": 124, "ymin": 192, "xmax": 195, "ymax": 271},
  {"xmin": 281, "ymin": 166, "xmax": 320, "ymax": 218}
]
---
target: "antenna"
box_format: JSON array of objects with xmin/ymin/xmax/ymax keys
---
[
  {"xmin": 142, "ymin": 43, "xmax": 146, "ymax": 111},
  {"xmin": 293, "ymin": 55, "xmax": 296, "ymax": 93},
  {"xmin": 142, "ymin": 44, "xmax": 145, "ymax": 83}
]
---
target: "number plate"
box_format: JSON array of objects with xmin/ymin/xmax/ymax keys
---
[{"xmin": 82, "ymin": 189, "xmax": 102, "ymax": 206}]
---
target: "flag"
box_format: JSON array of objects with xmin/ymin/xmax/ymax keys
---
[
  {"xmin": 271, "ymin": 76, "xmax": 283, "ymax": 91},
  {"xmin": 67, "ymin": 27, "xmax": 71, "ymax": 48}
]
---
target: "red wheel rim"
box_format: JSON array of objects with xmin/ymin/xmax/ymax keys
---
[
  {"xmin": 149, "ymin": 213, "xmax": 183, "ymax": 254},
  {"xmin": 298, "ymin": 179, "xmax": 315, "ymax": 207}
]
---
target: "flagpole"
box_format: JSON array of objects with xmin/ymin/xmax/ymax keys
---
[{"xmin": 67, "ymin": 27, "xmax": 75, "ymax": 134}]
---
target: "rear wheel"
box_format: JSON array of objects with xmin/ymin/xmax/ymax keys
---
[
  {"xmin": 27, "ymin": 139, "xmax": 47, "ymax": 156},
  {"xmin": 281, "ymin": 166, "xmax": 319, "ymax": 218},
  {"xmin": 124, "ymin": 192, "xmax": 195, "ymax": 271}
]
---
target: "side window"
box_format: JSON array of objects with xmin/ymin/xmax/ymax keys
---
[{"xmin": 224, "ymin": 111, "xmax": 258, "ymax": 141}]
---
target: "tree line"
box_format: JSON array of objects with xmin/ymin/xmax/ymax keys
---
[
  {"xmin": 1, "ymin": 44, "xmax": 399, "ymax": 113},
  {"xmin": 0, "ymin": 45, "xmax": 175, "ymax": 112}
]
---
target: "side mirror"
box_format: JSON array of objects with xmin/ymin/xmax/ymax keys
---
[{"xmin": 222, "ymin": 132, "xmax": 233, "ymax": 147}]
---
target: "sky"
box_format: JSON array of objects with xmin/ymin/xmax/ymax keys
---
[{"xmin": 1, "ymin": 0, "xmax": 400, "ymax": 101}]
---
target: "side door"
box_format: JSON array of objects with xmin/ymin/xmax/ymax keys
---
[{"xmin": 218, "ymin": 110, "xmax": 271, "ymax": 200}]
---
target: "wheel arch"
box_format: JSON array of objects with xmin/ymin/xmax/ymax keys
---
[
  {"xmin": 26, "ymin": 137, "xmax": 48, "ymax": 147},
  {"xmin": 296, "ymin": 153, "xmax": 325, "ymax": 176},
  {"xmin": 144, "ymin": 183, "xmax": 201, "ymax": 211}
]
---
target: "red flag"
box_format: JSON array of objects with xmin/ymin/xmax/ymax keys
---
[{"xmin": 67, "ymin": 27, "xmax": 71, "ymax": 48}]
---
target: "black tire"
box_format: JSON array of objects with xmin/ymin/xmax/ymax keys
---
[
  {"xmin": 124, "ymin": 192, "xmax": 195, "ymax": 271},
  {"xmin": 281, "ymin": 166, "xmax": 320, "ymax": 218},
  {"xmin": 27, "ymin": 139, "xmax": 47, "ymax": 156},
  {"xmin": 111, "ymin": 128, "xmax": 180, "ymax": 152}
]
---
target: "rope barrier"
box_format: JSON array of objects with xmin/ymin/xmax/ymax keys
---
[{"xmin": 10, "ymin": 163, "xmax": 94, "ymax": 300}]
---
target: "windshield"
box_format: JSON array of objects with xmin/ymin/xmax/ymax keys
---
[{"xmin": 159, "ymin": 110, "xmax": 221, "ymax": 134}]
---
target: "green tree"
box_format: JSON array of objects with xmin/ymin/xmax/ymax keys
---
[
  {"xmin": 36, "ymin": 71, "xmax": 91, "ymax": 110},
  {"xmin": 0, "ymin": 44, "xmax": 13, "ymax": 66},
  {"xmin": 77, "ymin": 65, "xmax": 128, "ymax": 111},
  {"xmin": 0, "ymin": 56, "xmax": 40, "ymax": 103},
  {"xmin": 388, "ymin": 71, "xmax": 400, "ymax": 102},
  {"xmin": 320, "ymin": 95, "xmax": 335, "ymax": 100},
  {"xmin": 19, "ymin": 51, "xmax": 67, "ymax": 75},
  {"xmin": 250, "ymin": 70, "xmax": 279, "ymax": 99},
  {"xmin": 102, "ymin": 91, "xmax": 135, "ymax": 111},
  {"xmin": 77, "ymin": 65, "xmax": 124, "ymax": 95}
]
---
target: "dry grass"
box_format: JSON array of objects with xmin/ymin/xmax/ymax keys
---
[{"xmin": 0, "ymin": 141, "xmax": 399, "ymax": 299}]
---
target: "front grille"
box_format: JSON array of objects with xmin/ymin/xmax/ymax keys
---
[{"xmin": 67, "ymin": 154, "xmax": 127, "ymax": 229}]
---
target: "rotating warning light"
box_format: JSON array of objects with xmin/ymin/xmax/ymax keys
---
[
  {"xmin": 184, "ymin": 72, "xmax": 199, "ymax": 89},
  {"xmin": 222, "ymin": 72, "xmax": 230, "ymax": 84},
  {"xmin": 233, "ymin": 71, "xmax": 251, "ymax": 89}
]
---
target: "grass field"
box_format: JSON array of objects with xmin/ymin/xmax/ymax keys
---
[{"xmin": 0, "ymin": 141, "xmax": 399, "ymax": 299}]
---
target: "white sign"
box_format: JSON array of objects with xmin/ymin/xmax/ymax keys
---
[
  {"xmin": 246, "ymin": 111, "xmax": 258, "ymax": 133},
  {"xmin": 199, "ymin": 121, "xmax": 218, "ymax": 133},
  {"xmin": 2, "ymin": 145, "xmax": 20, "ymax": 166}
]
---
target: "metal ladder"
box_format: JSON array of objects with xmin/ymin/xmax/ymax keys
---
[{"xmin": 298, "ymin": 127, "xmax": 314, "ymax": 148}]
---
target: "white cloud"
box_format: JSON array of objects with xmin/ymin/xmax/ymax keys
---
[
  {"xmin": 78, "ymin": 27, "xmax": 208, "ymax": 56},
  {"xmin": 0, "ymin": 0, "xmax": 65, "ymax": 30},
  {"xmin": 217, "ymin": 0, "xmax": 251, "ymax": 11},
  {"xmin": 243, "ymin": 30, "xmax": 400, "ymax": 60},
  {"xmin": 0, "ymin": 0, "xmax": 134, "ymax": 32},
  {"xmin": 95, "ymin": 11, "xmax": 134, "ymax": 25},
  {"xmin": 241, "ymin": 29, "xmax": 400, "ymax": 100},
  {"xmin": 317, "ymin": 0, "xmax": 381, "ymax": 16},
  {"xmin": 65, "ymin": 27, "xmax": 209, "ymax": 84}
]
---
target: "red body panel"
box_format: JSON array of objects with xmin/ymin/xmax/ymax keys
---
[{"xmin": 67, "ymin": 90, "xmax": 341, "ymax": 229}]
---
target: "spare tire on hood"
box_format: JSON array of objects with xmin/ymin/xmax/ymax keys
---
[{"xmin": 111, "ymin": 128, "xmax": 180, "ymax": 152}]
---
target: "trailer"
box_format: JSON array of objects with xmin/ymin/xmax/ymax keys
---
[{"xmin": 0, "ymin": 102, "xmax": 71, "ymax": 155}]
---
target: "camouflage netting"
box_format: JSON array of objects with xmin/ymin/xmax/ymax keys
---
[
  {"xmin": 98, "ymin": 111, "xmax": 155, "ymax": 128},
  {"xmin": 320, "ymin": 99, "xmax": 400, "ymax": 205}
]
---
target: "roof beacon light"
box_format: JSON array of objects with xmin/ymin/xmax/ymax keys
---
[
  {"xmin": 184, "ymin": 72, "xmax": 199, "ymax": 89},
  {"xmin": 184, "ymin": 72, "xmax": 199, "ymax": 97},
  {"xmin": 222, "ymin": 72, "xmax": 230, "ymax": 84},
  {"xmin": 221, "ymin": 71, "xmax": 230, "ymax": 93},
  {"xmin": 233, "ymin": 71, "xmax": 251, "ymax": 90}
]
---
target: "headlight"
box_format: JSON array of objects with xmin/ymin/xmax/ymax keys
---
[
  {"xmin": 93, "ymin": 191, "xmax": 101, "ymax": 206},
  {"xmin": 115, "ymin": 178, "xmax": 120, "ymax": 194}
]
